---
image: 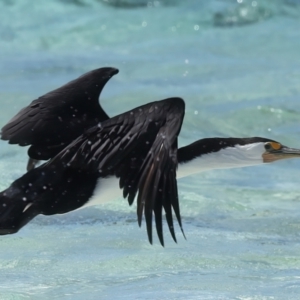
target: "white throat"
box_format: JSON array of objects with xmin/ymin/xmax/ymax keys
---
[{"xmin": 177, "ymin": 142, "xmax": 265, "ymax": 178}]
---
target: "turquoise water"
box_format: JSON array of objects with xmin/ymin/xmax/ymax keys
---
[{"xmin": 1, "ymin": 0, "xmax": 300, "ymax": 299}]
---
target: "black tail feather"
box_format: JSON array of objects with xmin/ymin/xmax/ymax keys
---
[{"xmin": 0, "ymin": 189, "xmax": 39, "ymax": 235}]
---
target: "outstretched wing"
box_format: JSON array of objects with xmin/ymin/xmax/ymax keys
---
[
  {"xmin": 52, "ymin": 97, "xmax": 186, "ymax": 246},
  {"xmin": 0, "ymin": 67, "xmax": 118, "ymax": 160}
]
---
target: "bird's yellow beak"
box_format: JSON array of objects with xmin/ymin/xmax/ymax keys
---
[{"xmin": 263, "ymin": 145, "xmax": 300, "ymax": 163}]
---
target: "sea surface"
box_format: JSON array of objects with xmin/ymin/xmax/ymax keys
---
[{"xmin": 1, "ymin": 0, "xmax": 300, "ymax": 299}]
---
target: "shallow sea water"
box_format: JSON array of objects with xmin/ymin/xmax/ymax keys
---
[{"xmin": 1, "ymin": 0, "xmax": 300, "ymax": 299}]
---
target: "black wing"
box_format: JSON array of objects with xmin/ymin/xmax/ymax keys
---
[
  {"xmin": 52, "ymin": 97, "xmax": 186, "ymax": 246},
  {"xmin": 0, "ymin": 67, "xmax": 118, "ymax": 161}
]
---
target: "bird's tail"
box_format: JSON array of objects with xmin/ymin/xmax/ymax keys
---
[{"xmin": 0, "ymin": 186, "xmax": 39, "ymax": 235}]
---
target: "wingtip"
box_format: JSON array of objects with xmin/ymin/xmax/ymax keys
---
[
  {"xmin": 170, "ymin": 231, "xmax": 177, "ymax": 244},
  {"xmin": 99, "ymin": 66, "xmax": 119, "ymax": 77},
  {"xmin": 158, "ymin": 236, "xmax": 165, "ymax": 247},
  {"xmin": 138, "ymin": 211, "xmax": 143, "ymax": 227},
  {"xmin": 181, "ymin": 227, "xmax": 186, "ymax": 240},
  {"xmin": 78, "ymin": 66, "xmax": 119, "ymax": 83},
  {"xmin": 111, "ymin": 67, "xmax": 119, "ymax": 75},
  {"xmin": 147, "ymin": 234, "xmax": 153, "ymax": 245}
]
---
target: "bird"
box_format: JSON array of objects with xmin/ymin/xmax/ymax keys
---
[
  {"xmin": 0, "ymin": 67, "xmax": 119, "ymax": 171},
  {"xmin": 1, "ymin": 97, "xmax": 300, "ymax": 246}
]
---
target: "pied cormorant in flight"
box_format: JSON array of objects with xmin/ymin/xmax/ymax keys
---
[{"xmin": 1, "ymin": 69, "xmax": 300, "ymax": 246}]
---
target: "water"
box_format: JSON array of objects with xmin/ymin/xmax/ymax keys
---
[{"xmin": 1, "ymin": 0, "xmax": 300, "ymax": 299}]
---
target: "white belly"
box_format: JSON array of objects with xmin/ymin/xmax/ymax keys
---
[
  {"xmin": 83, "ymin": 163, "xmax": 193, "ymax": 209},
  {"xmin": 83, "ymin": 165, "xmax": 191, "ymax": 209},
  {"xmin": 83, "ymin": 177, "xmax": 121, "ymax": 208}
]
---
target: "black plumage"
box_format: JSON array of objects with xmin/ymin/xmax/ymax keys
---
[
  {"xmin": 0, "ymin": 97, "xmax": 186, "ymax": 246},
  {"xmin": 0, "ymin": 67, "xmax": 118, "ymax": 170}
]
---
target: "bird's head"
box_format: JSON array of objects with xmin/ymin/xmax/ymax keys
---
[
  {"xmin": 216, "ymin": 137, "xmax": 300, "ymax": 165},
  {"xmin": 177, "ymin": 137, "xmax": 300, "ymax": 177},
  {"xmin": 262, "ymin": 140, "xmax": 300, "ymax": 163}
]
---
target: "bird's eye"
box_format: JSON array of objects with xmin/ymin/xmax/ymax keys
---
[
  {"xmin": 264, "ymin": 143, "xmax": 272, "ymax": 151},
  {"xmin": 265, "ymin": 142, "xmax": 281, "ymax": 151}
]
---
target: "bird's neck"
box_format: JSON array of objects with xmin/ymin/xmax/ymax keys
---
[{"xmin": 177, "ymin": 139, "xmax": 265, "ymax": 179}]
